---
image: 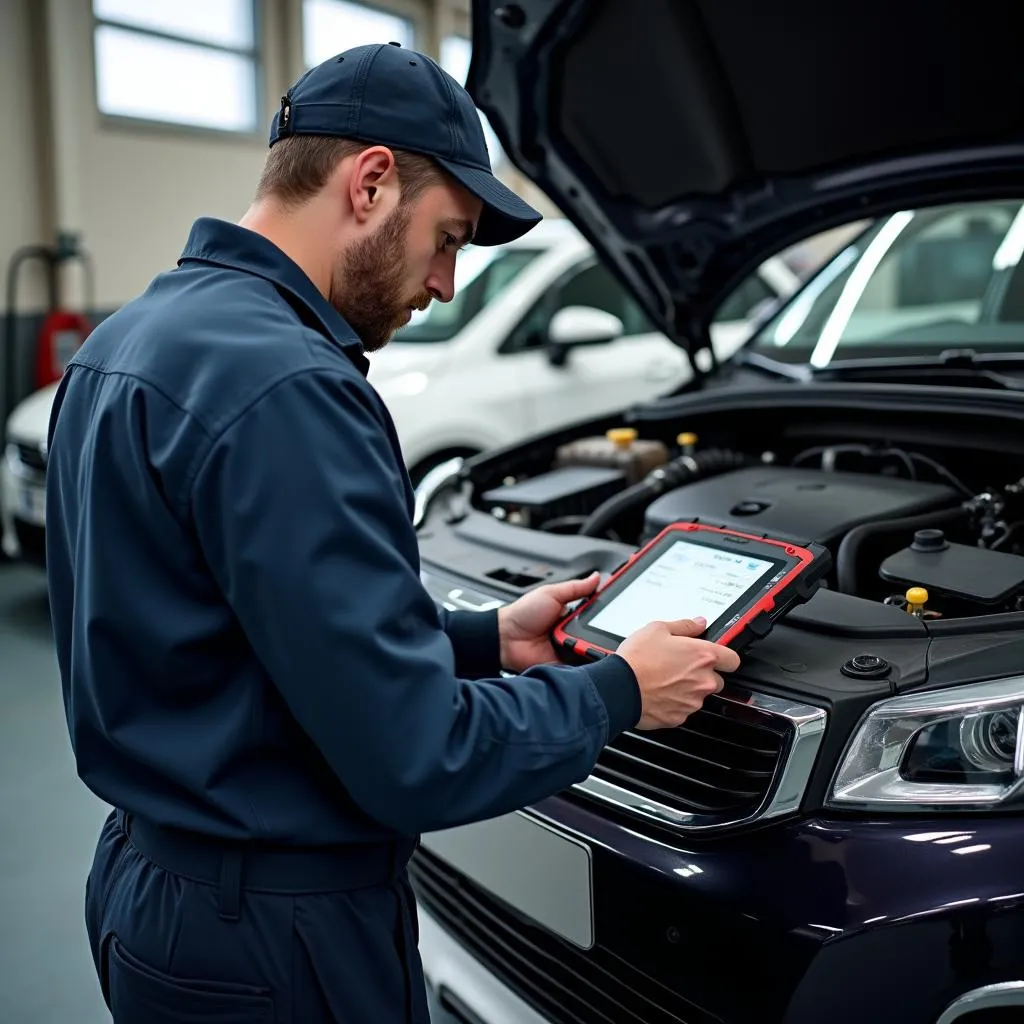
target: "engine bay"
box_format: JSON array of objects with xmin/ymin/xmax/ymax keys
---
[{"xmin": 431, "ymin": 393, "xmax": 1024, "ymax": 625}]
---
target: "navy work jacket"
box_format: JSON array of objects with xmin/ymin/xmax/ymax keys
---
[{"xmin": 45, "ymin": 217, "xmax": 640, "ymax": 845}]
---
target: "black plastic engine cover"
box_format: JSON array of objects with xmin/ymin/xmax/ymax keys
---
[
  {"xmin": 643, "ymin": 466, "xmax": 958, "ymax": 545},
  {"xmin": 881, "ymin": 539, "xmax": 1024, "ymax": 604}
]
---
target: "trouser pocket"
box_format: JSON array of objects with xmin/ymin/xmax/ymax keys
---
[{"xmin": 107, "ymin": 935, "xmax": 274, "ymax": 1023}]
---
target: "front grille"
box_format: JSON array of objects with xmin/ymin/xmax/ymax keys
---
[
  {"xmin": 591, "ymin": 693, "xmax": 788, "ymax": 821},
  {"xmin": 13, "ymin": 442, "xmax": 47, "ymax": 473},
  {"xmin": 411, "ymin": 848, "xmax": 715, "ymax": 1024}
]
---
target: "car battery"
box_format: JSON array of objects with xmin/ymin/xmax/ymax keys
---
[{"xmin": 480, "ymin": 466, "xmax": 626, "ymax": 528}]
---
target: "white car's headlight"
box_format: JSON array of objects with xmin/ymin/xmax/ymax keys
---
[{"xmin": 829, "ymin": 676, "xmax": 1024, "ymax": 810}]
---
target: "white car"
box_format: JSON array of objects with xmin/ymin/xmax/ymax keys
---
[
  {"xmin": 373, "ymin": 218, "xmax": 798, "ymax": 481},
  {"xmin": 1, "ymin": 219, "xmax": 797, "ymax": 564}
]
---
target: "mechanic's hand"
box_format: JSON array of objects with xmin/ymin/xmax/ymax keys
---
[
  {"xmin": 618, "ymin": 618, "xmax": 741, "ymax": 730},
  {"xmin": 498, "ymin": 572, "xmax": 601, "ymax": 673}
]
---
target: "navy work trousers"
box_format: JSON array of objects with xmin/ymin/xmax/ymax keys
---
[{"xmin": 85, "ymin": 809, "xmax": 429, "ymax": 1023}]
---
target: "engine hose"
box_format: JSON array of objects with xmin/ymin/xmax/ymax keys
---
[
  {"xmin": 835, "ymin": 505, "xmax": 972, "ymax": 596},
  {"xmin": 578, "ymin": 448, "xmax": 753, "ymax": 538}
]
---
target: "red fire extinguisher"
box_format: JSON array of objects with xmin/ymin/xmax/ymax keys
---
[
  {"xmin": 3, "ymin": 231, "xmax": 95, "ymax": 419},
  {"xmin": 35, "ymin": 308, "xmax": 93, "ymax": 388}
]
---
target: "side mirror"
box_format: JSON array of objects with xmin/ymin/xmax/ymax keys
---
[{"xmin": 547, "ymin": 306, "xmax": 624, "ymax": 366}]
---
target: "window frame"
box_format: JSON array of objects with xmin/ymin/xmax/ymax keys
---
[
  {"xmin": 498, "ymin": 257, "xmax": 590, "ymax": 357},
  {"xmin": 499, "ymin": 256, "xmax": 654, "ymax": 357},
  {"xmin": 396, "ymin": 247, "xmax": 547, "ymax": 344},
  {"xmin": 91, "ymin": 0, "xmax": 266, "ymax": 141}
]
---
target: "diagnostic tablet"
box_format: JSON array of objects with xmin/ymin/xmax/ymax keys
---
[{"xmin": 554, "ymin": 520, "xmax": 831, "ymax": 659}]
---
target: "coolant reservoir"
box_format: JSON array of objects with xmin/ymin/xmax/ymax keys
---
[{"xmin": 554, "ymin": 427, "xmax": 669, "ymax": 485}]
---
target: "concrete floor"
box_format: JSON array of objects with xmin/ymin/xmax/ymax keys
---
[{"xmin": 0, "ymin": 564, "xmax": 112, "ymax": 1024}]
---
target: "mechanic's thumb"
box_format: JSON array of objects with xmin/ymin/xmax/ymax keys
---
[
  {"xmin": 666, "ymin": 616, "xmax": 707, "ymax": 637},
  {"xmin": 548, "ymin": 571, "xmax": 601, "ymax": 605}
]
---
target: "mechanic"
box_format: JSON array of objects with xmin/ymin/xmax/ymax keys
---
[{"xmin": 45, "ymin": 42, "xmax": 740, "ymax": 1023}]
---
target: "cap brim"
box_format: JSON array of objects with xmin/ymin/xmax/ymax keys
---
[{"xmin": 436, "ymin": 158, "xmax": 542, "ymax": 246}]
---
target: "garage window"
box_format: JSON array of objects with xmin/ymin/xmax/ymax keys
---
[
  {"xmin": 92, "ymin": 0, "xmax": 260, "ymax": 134},
  {"xmin": 303, "ymin": 0, "xmax": 416, "ymax": 67}
]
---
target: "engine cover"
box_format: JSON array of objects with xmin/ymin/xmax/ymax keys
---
[{"xmin": 643, "ymin": 466, "xmax": 959, "ymax": 544}]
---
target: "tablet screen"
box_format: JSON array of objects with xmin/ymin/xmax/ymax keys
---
[{"xmin": 587, "ymin": 539, "xmax": 777, "ymax": 640}]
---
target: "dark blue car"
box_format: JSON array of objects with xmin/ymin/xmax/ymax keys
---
[{"xmin": 411, "ymin": 2, "xmax": 1024, "ymax": 1022}]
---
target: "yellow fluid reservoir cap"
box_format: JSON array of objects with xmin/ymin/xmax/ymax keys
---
[
  {"xmin": 906, "ymin": 587, "xmax": 929, "ymax": 606},
  {"xmin": 606, "ymin": 427, "xmax": 637, "ymax": 448},
  {"xmin": 677, "ymin": 432, "xmax": 699, "ymax": 447}
]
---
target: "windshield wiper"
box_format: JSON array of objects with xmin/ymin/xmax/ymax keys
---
[
  {"xmin": 811, "ymin": 349, "xmax": 1024, "ymax": 391},
  {"xmin": 732, "ymin": 349, "xmax": 814, "ymax": 381},
  {"xmin": 734, "ymin": 347, "xmax": 1024, "ymax": 390}
]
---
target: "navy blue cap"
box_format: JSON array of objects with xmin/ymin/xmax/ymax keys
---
[{"xmin": 269, "ymin": 42, "xmax": 541, "ymax": 246}]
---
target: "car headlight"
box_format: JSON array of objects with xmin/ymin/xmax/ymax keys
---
[{"xmin": 829, "ymin": 676, "xmax": 1024, "ymax": 810}]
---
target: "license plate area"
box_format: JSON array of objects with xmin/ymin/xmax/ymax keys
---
[{"xmin": 420, "ymin": 811, "xmax": 594, "ymax": 949}]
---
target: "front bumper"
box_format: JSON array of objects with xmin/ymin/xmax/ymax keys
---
[{"xmin": 412, "ymin": 793, "xmax": 1024, "ymax": 1024}]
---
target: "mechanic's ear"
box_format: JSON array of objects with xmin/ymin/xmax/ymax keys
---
[{"xmin": 348, "ymin": 146, "xmax": 399, "ymax": 224}]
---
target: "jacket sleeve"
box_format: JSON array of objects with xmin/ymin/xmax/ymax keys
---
[
  {"xmin": 188, "ymin": 369, "xmax": 640, "ymax": 836},
  {"xmin": 435, "ymin": 606, "xmax": 502, "ymax": 679}
]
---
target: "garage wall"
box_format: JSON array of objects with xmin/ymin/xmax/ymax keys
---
[
  {"xmin": 0, "ymin": 0, "xmax": 51, "ymax": 417},
  {"xmin": 41, "ymin": 0, "xmax": 289, "ymax": 311},
  {"xmin": 0, "ymin": 0, "xmax": 286, "ymax": 314},
  {"xmin": 0, "ymin": 0, "xmax": 50, "ymax": 312},
  {"xmin": 1, "ymin": 0, "xmax": 293, "ymax": 415},
  {"xmin": 39, "ymin": 0, "xmax": 301, "ymax": 313}
]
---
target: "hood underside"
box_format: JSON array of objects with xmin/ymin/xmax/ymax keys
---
[{"xmin": 467, "ymin": 0, "xmax": 1024, "ymax": 368}]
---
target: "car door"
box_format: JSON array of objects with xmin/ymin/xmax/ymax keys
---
[{"xmin": 501, "ymin": 258, "xmax": 691, "ymax": 436}]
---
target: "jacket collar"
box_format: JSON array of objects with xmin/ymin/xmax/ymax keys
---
[{"xmin": 178, "ymin": 217, "xmax": 370, "ymax": 376}]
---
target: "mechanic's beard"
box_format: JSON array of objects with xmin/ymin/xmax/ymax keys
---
[{"xmin": 331, "ymin": 203, "xmax": 431, "ymax": 353}]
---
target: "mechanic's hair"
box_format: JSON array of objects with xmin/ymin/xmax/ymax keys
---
[{"xmin": 254, "ymin": 135, "xmax": 445, "ymax": 207}]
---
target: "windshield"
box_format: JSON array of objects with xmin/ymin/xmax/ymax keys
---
[
  {"xmin": 394, "ymin": 247, "xmax": 544, "ymax": 343},
  {"xmin": 751, "ymin": 200, "xmax": 1024, "ymax": 365}
]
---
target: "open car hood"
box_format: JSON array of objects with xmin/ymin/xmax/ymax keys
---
[{"xmin": 466, "ymin": 0, "xmax": 1024, "ymax": 375}]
